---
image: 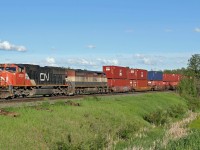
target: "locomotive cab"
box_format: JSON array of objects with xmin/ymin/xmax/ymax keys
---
[
  {"xmin": 0, "ymin": 64, "xmax": 27, "ymax": 86},
  {"xmin": 0, "ymin": 64, "xmax": 31, "ymax": 98},
  {"xmin": 0, "ymin": 64, "xmax": 17, "ymax": 98}
]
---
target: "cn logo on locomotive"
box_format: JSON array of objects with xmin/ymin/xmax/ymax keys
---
[{"xmin": 40, "ymin": 73, "xmax": 49, "ymax": 81}]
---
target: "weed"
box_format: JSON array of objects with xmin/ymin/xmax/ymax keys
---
[
  {"xmin": 92, "ymin": 95, "xmax": 101, "ymax": 101},
  {"xmin": 55, "ymin": 141, "xmax": 70, "ymax": 150},
  {"xmin": 116, "ymin": 123, "xmax": 140, "ymax": 140},
  {"xmin": 64, "ymin": 100, "xmax": 80, "ymax": 106},
  {"xmin": 41, "ymin": 101, "xmax": 51, "ymax": 108},
  {"xmin": 143, "ymin": 109, "xmax": 169, "ymax": 126},
  {"xmin": 143, "ymin": 105, "xmax": 187, "ymax": 126},
  {"xmin": 167, "ymin": 104, "xmax": 186, "ymax": 118},
  {"xmin": 54, "ymin": 101, "xmax": 66, "ymax": 106},
  {"xmin": 89, "ymin": 134, "xmax": 108, "ymax": 150},
  {"xmin": 164, "ymin": 129, "xmax": 200, "ymax": 150}
]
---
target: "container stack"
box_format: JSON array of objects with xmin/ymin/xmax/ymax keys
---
[
  {"xmin": 163, "ymin": 74, "xmax": 182, "ymax": 90},
  {"xmin": 148, "ymin": 71, "xmax": 164, "ymax": 90},
  {"xmin": 103, "ymin": 66, "xmax": 130, "ymax": 92},
  {"xmin": 127, "ymin": 68, "xmax": 149, "ymax": 91}
]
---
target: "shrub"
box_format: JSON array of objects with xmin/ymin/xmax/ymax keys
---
[
  {"xmin": 143, "ymin": 105, "xmax": 186, "ymax": 126},
  {"xmin": 178, "ymin": 78, "xmax": 199, "ymax": 98},
  {"xmin": 167, "ymin": 105, "xmax": 186, "ymax": 118},
  {"xmin": 116, "ymin": 123, "xmax": 140, "ymax": 140},
  {"xmin": 143, "ymin": 109, "xmax": 169, "ymax": 126}
]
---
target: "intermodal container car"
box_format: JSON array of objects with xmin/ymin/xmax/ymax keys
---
[
  {"xmin": 169, "ymin": 82, "xmax": 179, "ymax": 90},
  {"xmin": 148, "ymin": 80, "xmax": 165, "ymax": 90},
  {"xmin": 103, "ymin": 66, "xmax": 127, "ymax": 79}
]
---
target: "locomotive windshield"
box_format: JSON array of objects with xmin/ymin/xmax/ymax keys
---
[
  {"xmin": 5, "ymin": 67, "xmax": 16, "ymax": 72},
  {"xmin": 0, "ymin": 67, "xmax": 18, "ymax": 72}
]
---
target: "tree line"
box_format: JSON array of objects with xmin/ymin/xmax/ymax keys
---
[
  {"xmin": 174, "ymin": 54, "xmax": 200, "ymax": 111},
  {"xmin": 163, "ymin": 54, "xmax": 200, "ymax": 79}
]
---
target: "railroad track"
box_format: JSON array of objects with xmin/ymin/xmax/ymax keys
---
[{"xmin": 0, "ymin": 91, "xmax": 173, "ymax": 105}]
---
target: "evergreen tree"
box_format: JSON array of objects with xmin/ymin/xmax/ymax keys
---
[{"xmin": 187, "ymin": 54, "xmax": 200, "ymax": 79}]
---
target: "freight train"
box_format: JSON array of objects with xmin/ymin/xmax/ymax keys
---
[{"xmin": 0, "ymin": 64, "xmax": 182, "ymax": 99}]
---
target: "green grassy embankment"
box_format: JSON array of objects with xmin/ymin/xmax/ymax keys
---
[{"xmin": 0, "ymin": 93, "xmax": 189, "ymax": 149}]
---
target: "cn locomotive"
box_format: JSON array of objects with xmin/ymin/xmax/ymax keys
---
[
  {"xmin": 0, "ymin": 64, "xmax": 181, "ymax": 99},
  {"xmin": 0, "ymin": 64, "xmax": 109, "ymax": 99}
]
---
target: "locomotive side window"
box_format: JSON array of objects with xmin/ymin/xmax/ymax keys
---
[
  {"xmin": 18, "ymin": 67, "xmax": 22, "ymax": 72},
  {"xmin": 18, "ymin": 67, "xmax": 25, "ymax": 73}
]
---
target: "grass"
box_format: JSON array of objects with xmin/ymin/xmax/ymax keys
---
[
  {"xmin": 163, "ymin": 129, "xmax": 200, "ymax": 150},
  {"xmin": 0, "ymin": 92, "xmax": 188, "ymax": 149}
]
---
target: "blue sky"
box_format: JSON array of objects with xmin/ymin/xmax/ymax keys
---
[{"xmin": 0, "ymin": 0, "xmax": 200, "ymax": 71}]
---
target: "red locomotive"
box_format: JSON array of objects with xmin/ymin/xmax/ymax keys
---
[{"xmin": 0, "ymin": 64, "xmax": 69, "ymax": 98}]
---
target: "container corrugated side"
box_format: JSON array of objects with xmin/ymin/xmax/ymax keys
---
[
  {"xmin": 127, "ymin": 68, "xmax": 148, "ymax": 80},
  {"xmin": 107, "ymin": 78, "xmax": 130, "ymax": 92},
  {"xmin": 163, "ymin": 74, "xmax": 181, "ymax": 82}
]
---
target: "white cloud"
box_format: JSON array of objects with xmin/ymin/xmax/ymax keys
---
[
  {"xmin": 134, "ymin": 53, "xmax": 159, "ymax": 65},
  {"xmin": 63, "ymin": 57, "xmax": 120, "ymax": 70},
  {"xmin": 125, "ymin": 29, "xmax": 134, "ymax": 33},
  {"xmin": 46, "ymin": 57, "xmax": 56, "ymax": 66},
  {"xmin": 87, "ymin": 44, "xmax": 96, "ymax": 49},
  {"xmin": 165, "ymin": 29, "xmax": 173, "ymax": 32},
  {"xmin": 51, "ymin": 46, "xmax": 56, "ymax": 51},
  {"xmin": 194, "ymin": 27, "xmax": 200, "ymax": 32},
  {"xmin": 67, "ymin": 58, "xmax": 96, "ymax": 66},
  {"xmin": 97, "ymin": 58, "xmax": 119, "ymax": 65},
  {"xmin": 142, "ymin": 57, "xmax": 154, "ymax": 65},
  {"xmin": 0, "ymin": 41, "xmax": 27, "ymax": 52},
  {"xmin": 135, "ymin": 53, "xmax": 144, "ymax": 59}
]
